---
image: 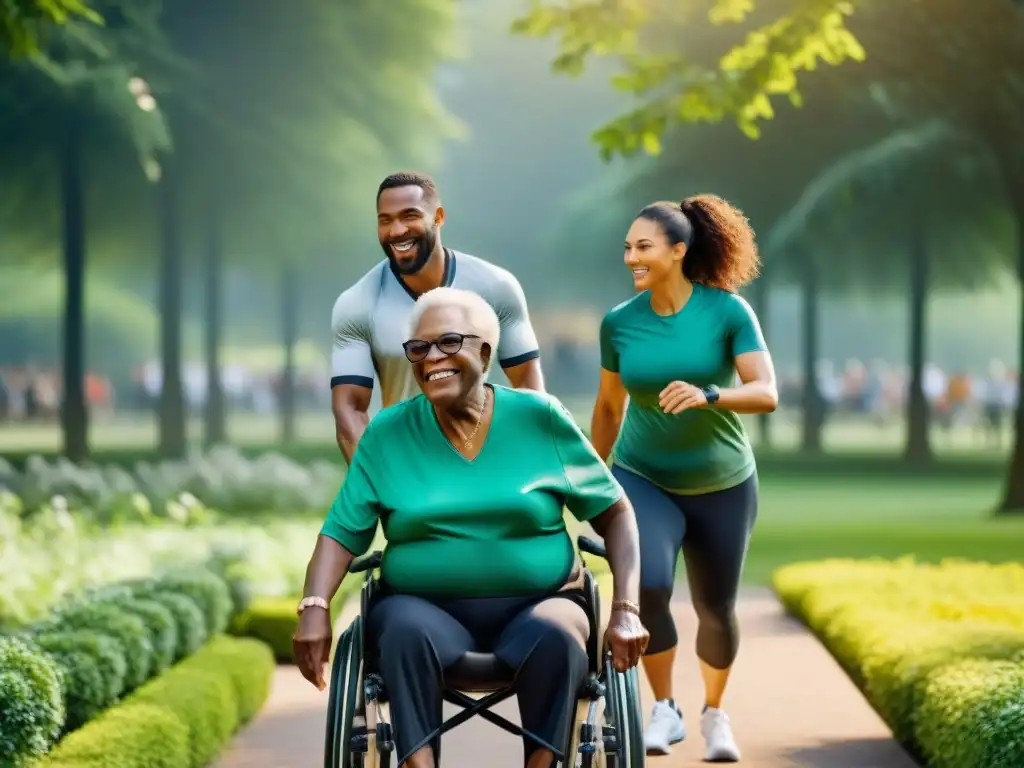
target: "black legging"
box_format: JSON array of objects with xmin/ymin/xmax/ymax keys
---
[
  {"xmin": 611, "ymin": 465, "xmax": 758, "ymax": 669},
  {"xmin": 366, "ymin": 588, "xmax": 590, "ymax": 765}
]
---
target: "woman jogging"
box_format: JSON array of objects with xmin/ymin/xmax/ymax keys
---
[{"xmin": 590, "ymin": 195, "xmax": 778, "ymax": 762}]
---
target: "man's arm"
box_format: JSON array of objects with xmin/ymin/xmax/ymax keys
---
[
  {"xmin": 331, "ymin": 385, "xmax": 371, "ymax": 464},
  {"xmin": 492, "ymin": 269, "xmax": 545, "ymax": 392},
  {"xmin": 330, "ymin": 291, "xmax": 375, "ymax": 464}
]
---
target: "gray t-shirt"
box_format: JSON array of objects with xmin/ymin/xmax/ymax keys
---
[{"xmin": 330, "ymin": 249, "xmax": 540, "ymax": 408}]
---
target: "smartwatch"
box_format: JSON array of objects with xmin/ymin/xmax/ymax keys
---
[{"xmin": 701, "ymin": 385, "xmax": 720, "ymax": 406}]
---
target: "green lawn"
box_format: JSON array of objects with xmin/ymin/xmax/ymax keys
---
[{"xmin": 742, "ymin": 474, "xmax": 1022, "ymax": 585}]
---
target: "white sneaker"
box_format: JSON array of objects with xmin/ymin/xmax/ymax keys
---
[
  {"xmin": 643, "ymin": 699, "xmax": 686, "ymax": 755},
  {"xmin": 701, "ymin": 707, "xmax": 740, "ymax": 762}
]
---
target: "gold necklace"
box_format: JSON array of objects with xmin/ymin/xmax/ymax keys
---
[{"xmin": 463, "ymin": 387, "xmax": 489, "ymax": 451}]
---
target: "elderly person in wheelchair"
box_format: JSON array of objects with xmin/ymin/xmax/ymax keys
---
[{"xmin": 294, "ymin": 287, "xmax": 649, "ymax": 768}]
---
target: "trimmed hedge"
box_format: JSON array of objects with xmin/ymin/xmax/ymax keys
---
[
  {"xmin": 0, "ymin": 636, "xmax": 65, "ymax": 766},
  {"xmin": 229, "ymin": 591, "xmax": 350, "ymax": 663},
  {"xmin": 40, "ymin": 635, "xmax": 275, "ymax": 768},
  {"xmin": 774, "ymin": 557, "xmax": 1024, "ymax": 768}
]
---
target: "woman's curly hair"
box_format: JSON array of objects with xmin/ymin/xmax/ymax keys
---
[{"xmin": 638, "ymin": 194, "xmax": 761, "ymax": 293}]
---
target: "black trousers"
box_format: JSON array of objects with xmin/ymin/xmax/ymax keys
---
[
  {"xmin": 612, "ymin": 465, "xmax": 759, "ymax": 669},
  {"xmin": 366, "ymin": 589, "xmax": 590, "ymax": 765}
]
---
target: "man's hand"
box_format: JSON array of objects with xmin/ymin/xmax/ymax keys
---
[
  {"xmin": 293, "ymin": 607, "xmax": 333, "ymax": 691},
  {"xmin": 659, "ymin": 380, "xmax": 708, "ymax": 415}
]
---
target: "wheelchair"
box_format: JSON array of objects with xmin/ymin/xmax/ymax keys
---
[{"xmin": 324, "ymin": 535, "xmax": 646, "ymax": 767}]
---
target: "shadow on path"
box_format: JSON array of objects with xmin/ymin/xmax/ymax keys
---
[{"xmin": 784, "ymin": 737, "xmax": 918, "ymax": 768}]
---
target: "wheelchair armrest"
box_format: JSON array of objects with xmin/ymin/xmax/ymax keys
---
[
  {"xmin": 577, "ymin": 535, "xmax": 607, "ymax": 560},
  {"xmin": 350, "ymin": 550, "xmax": 383, "ymax": 574}
]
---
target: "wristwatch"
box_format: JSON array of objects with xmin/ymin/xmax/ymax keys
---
[
  {"xmin": 701, "ymin": 385, "xmax": 720, "ymax": 406},
  {"xmin": 296, "ymin": 596, "xmax": 329, "ymax": 616}
]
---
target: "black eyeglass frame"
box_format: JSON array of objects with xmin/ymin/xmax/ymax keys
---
[{"xmin": 401, "ymin": 332, "xmax": 480, "ymax": 363}]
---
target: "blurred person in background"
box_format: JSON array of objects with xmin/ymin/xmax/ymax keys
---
[
  {"xmin": 589, "ymin": 195, "xmax": 777, "ymax": 762},
  {"xmin": 978, "ymin": 360, "xmax": 1013, "ymax": 447},
  {"xmin": 329, "ymin": 171, "xmax": 545, "ymax": 464}
]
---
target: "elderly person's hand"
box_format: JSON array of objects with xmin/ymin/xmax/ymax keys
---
[
  {"xmin": 293, "ymin": 605, "xmax": 333, "ymax": 691},
  {"xmin": 605, "ymin": 606, "xmax": 649, "ymax": 672}
]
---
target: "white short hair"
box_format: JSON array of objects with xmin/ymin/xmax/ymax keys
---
[{"xmin": 408, "ymin": 287, "xmax": 501, "ymax": 368}]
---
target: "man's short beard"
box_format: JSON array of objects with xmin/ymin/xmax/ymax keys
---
[{"xmin": 382, "ymin": 227, "xmax": 438, "ymax": 275}]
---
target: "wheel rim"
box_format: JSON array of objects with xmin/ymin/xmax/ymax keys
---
[
  {"xmin": 622, "ymin": 667, "xmax": 645, "ymax": 766},
  {"xmin": 325, "ymin": 626, "xmax": 353, "ymax": 768}
]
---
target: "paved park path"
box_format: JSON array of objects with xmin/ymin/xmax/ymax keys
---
[{"xmin": 214, "ymin": 590, "xmax": 918, "ymax": 768}]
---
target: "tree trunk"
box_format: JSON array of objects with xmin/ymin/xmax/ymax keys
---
[
  {"xmin": 801, "ymin": 258, "xmax": 824, "ymax": 453},
  {"xmin": 203, "ymin": 207, "xmax": 227, "ymax": 448},
  {"xmin": 157, "ymin": 159, "xmax": 187, "ymax": 458},
  {"xmin": 750, "ymin": 272, "xmax": 772, "ymax": 448},
  {"xmin": 59, "ymin": 120, "xmax": 88, "ymax": 462},
  {"xmin": 904, "ymin": 232, "xmax": 932, "ymax": 464},
  {"xmin": 279, "ymin": 264, "xmax": 298, "ymax": 444},
  {"xmin": 997, "ymin": 194, "xmax": 1024, "ymax": 515}
]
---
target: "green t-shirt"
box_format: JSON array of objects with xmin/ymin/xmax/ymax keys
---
[
  {"xmin": 600, "ymin": 284, "xmax": 767, "ymax": 495},
  {"xmin": 321, "ymin": 385, "xmax": 624, "ymax": 598}
]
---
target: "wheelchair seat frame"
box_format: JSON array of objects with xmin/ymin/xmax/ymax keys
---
[{"xmin": 324, "ymin": 536, "xmax": 646, "ymax": 767}]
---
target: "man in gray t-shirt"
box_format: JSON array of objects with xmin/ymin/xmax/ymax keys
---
[{"xmin": 330, "ymin": 171, "xmax": 545, "ymax": 462}]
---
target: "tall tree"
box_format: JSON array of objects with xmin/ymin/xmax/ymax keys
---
[
  {"xmin": 0, "ymin": 0, "xmax": 171, "ymax": 461},
  {"xmin": 767, "ymin": 121, "xmax": 1011, "ymax": 462},
  {"xmin": 147, "ymin": 0, "xmax": 459, "ymax": 453}
]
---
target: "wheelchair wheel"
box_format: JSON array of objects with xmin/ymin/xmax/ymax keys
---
[
  {"xmin": 324, "ymin": 617, "xmax": 365, "ymax": 768},
  {"xmin": 603, "ymin": 659, "xmax": 645, "ymax": 767}
]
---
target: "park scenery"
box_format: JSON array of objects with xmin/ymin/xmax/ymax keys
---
[{"xmin": 1, "ymin": 0, "xmax": 1023, "ymax": 767}]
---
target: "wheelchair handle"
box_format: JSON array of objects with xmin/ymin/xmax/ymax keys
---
[
  {"xmin": 577, "ymin": 535, "xmax": 608, "ymax": 560},
  {"xmin": 350, "ymin": 550, "xmax": 383, "ymax": 574}
]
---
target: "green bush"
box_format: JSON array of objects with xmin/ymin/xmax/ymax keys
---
[
  {"xmin": 110, "ymin": 598, "xmax": 178, "ymax": 674},
  {"xmin": 42, "ymin": 635, "xmax": 276, "ymax": 768},
  {"xmin": 774, "ymin": 558, "xmax": 1024, "ymax": 768},
  {"xmin": 140, "ymin": 571, "xmax": 233, "ymax": 637},
  {"xmin": 47, "ymin": 603, "xmax": 154, "ymax": 691},
  {"xmin": 915, "ymin": 659, "xmax": 1024, "ymax": 768},
  {"xmin": 32, "ymin": 632, "xmax": 116, "ymax": 732},
  {"xmin": 147, "ymin": 592, "xmax": 207, "ymax": 661},
  {"xmin": 33, "ymin": 630, "xmax": 127, "ymax": 706},
  {"xmin": 0, "ymin": 635, "xmax": 65, "ymax": 767},
  {"xmin": 229, "ymin": 592, "xmax": 348, "ymax": 663}
]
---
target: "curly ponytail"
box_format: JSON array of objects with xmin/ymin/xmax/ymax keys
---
[{"xmin": 637, "ymin": 194, "xmax": 760, "ymax": 293}]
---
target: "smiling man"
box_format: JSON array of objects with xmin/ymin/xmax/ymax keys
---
[{"xmin": 329, "ymin": 171, "xmax": 545, "ymax": 463}]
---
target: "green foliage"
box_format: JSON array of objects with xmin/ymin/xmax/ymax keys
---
[
  {"xmin": 511, "ymin": 0, "xmax": 867, "ymax": 156},
  {"xmin": 0, "ymin": 0, "xmax": 173, "ymax": 257},
  {"xmin": 43, "ymin": 601, "xmax": 154, "ymax": 691},
  {"xmin": 774, "ymin": 558, "xmax": 1024, "ymax": 768},
  {"xmin": 31, "ymin": 630, "xmax": 125, "ymax": 729},
  {"xmin": 102, "ymin": 595, "xmax": 179, "ymax": 673},
  {"xmin": 0, "ymin": 0, "xmax": 100, "ymax": 58},
  {"xmin": 139, "ymin": 570, "xmax": 233, "ymax": 637},
  {"xmin": 40, "ymin": 635, "xmax": 275, "ymax": 768},
  {"xmin": 0, "ymin": 635, "xmax": 65, "ymax": 766},
  {"xmin": 147, "ymin": 591, "xmax": 206, "ymax": 661},
  {"xmin": 916, "ymin": 659, "xmax": 1024, "ymax": 768},
  {"xmin": 766, "ymin": 120, "xmax": 1013, "ymax": 287},
  {"xmin": 228, "ymin": 592, "xmax": 348, "ymax": 663}
]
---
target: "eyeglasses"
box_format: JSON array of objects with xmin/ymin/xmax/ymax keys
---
[{"xmin": 402, "ymin": 333, "xmax": 480, "ymax": 363}]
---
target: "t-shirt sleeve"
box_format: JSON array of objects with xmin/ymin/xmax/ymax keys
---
[
  {"xmin": 320, "ymin": 432, "xmax": 381, "ymax": 555},
  {"xmin": 330, "ymin": 290, "xmax": 375, "ymax": 390},
  {"xmin": 599, "ymin": 312, "xmax": 619, "ymax": 373},
  {"xmin": 729, "ymin": 295, "xmax": 768, "ymax": 358},
  {"xmin": 491, "ymin": 271, "xmax": 541, "ymax": 368},
  {"xmin": 547, "ymin": 396, "xmax": 624, "ymax": 522}
]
